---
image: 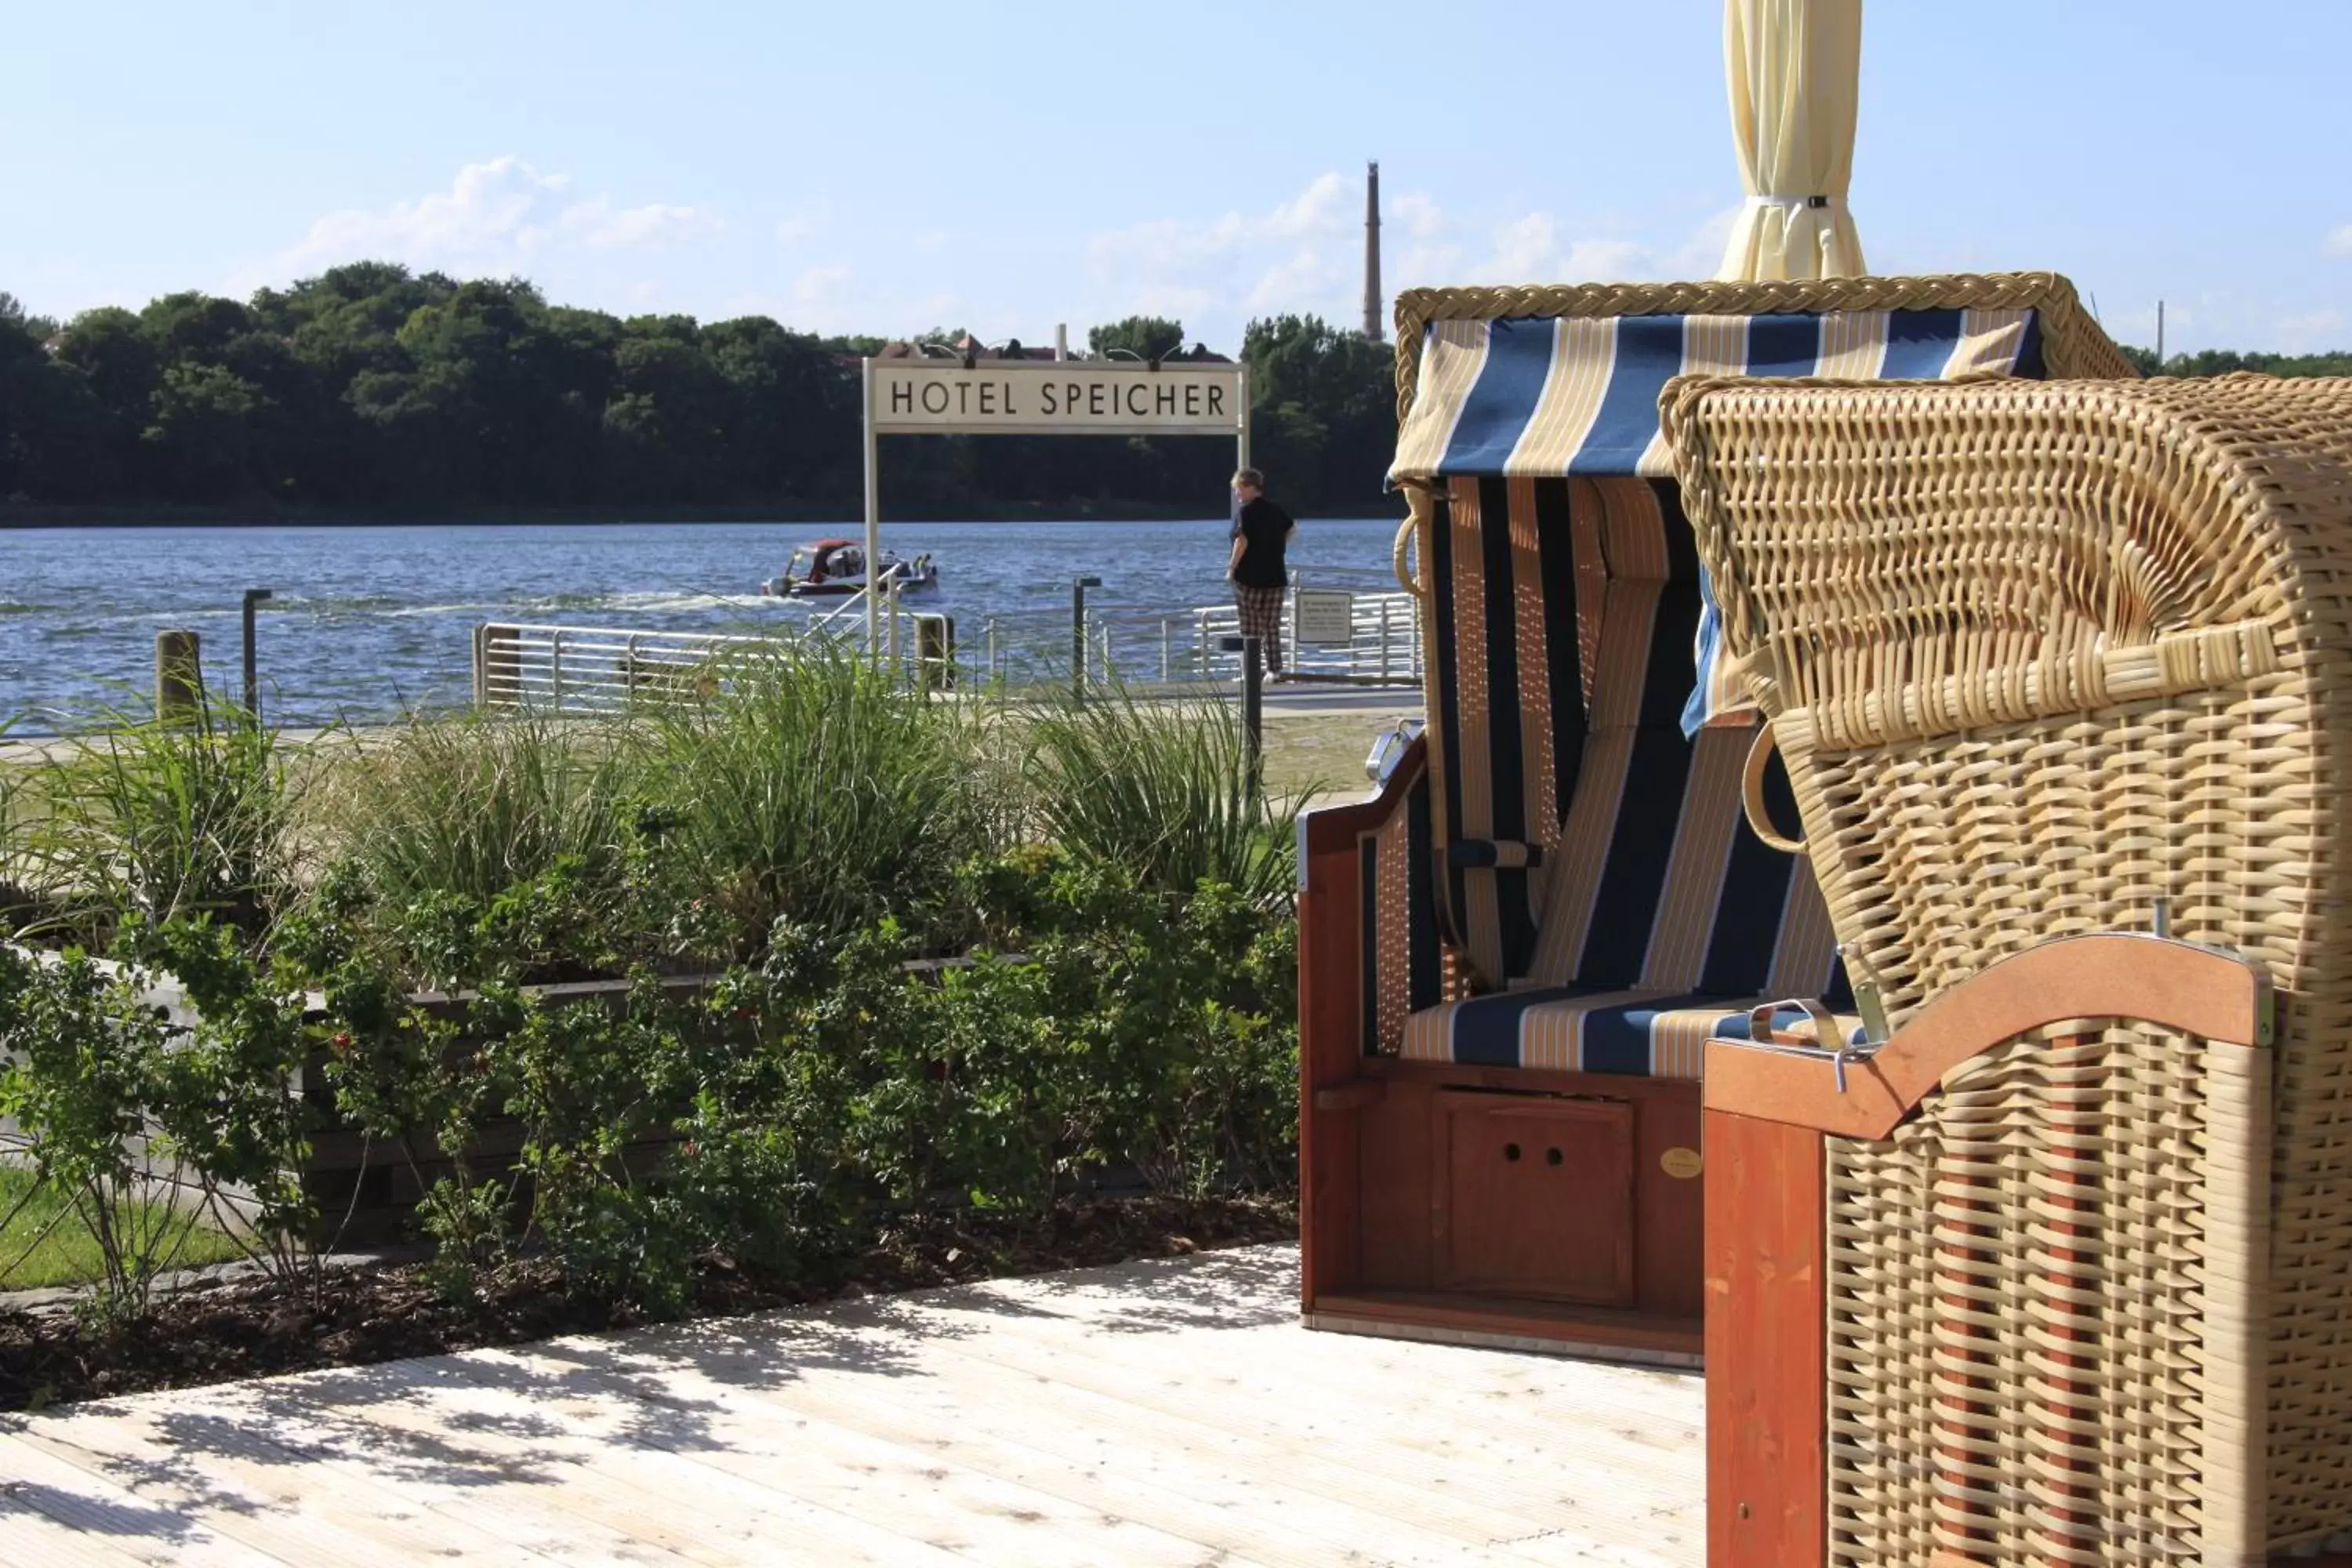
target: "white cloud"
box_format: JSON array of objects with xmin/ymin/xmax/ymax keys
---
[
  {"xmin": 1483, "ymin": 213, "xmax": 1557, "ymax": 278},
  {"xmin": 256, "ymin": 157, "xmax": 716, "ymax": 283},
  {"xmin": 271, "ymin": 156, "xmax": 564, "ymax": 274},
  {"xmin": 1265, "ymin": 172, "xmax": 1349, "ymax": 238},
  {"xmin": 1390, "ymin": 191, "xmax": 1446, "ymax": 241},
  {"xmin": 793, "ymin": 263, "xmax": 853, "ymax": 307},
  {"xmin": 1247, "ymin": 248, "xmax": 1335, "ymax": 310},
  {"xmin": 775, "ymin": 210, "xmax": 828, "ymax": 246},
  {"xmin": 561, "ymin": 198, "xmax": 718, "ymax": 251},
  {"xmin": 2327, "ymin": 224, "xmax": 2352, "ymax": 259},
  {"xmin": 2276, "ymin": 307, "xmax": 2348, "ymax": 350},
  {"xmin": 1081, "ymin": 173, "xmax": 1747, "ymax": 346},
  {"xmin": 1390, "ymin": 198, "xmax": 1736, "ymax": 291},
  {"xmin": 1083, "ymin": 173, "xmax": 1370, "ymax": 335}
]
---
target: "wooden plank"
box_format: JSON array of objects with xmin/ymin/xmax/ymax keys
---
[
  {"xmin": 472, "ymin": 1334, "xmax": 1441, "ymax": 1568},
  {"xmin": 675, "ymin": 1260, "xmax": 1699, "ymax": 1563},
  {"xmin": 1702, "ymin": 1109, "xmax": 1825, "ymax": 1568},
  {"xmin": 810, "ymin": 1305, "xmax": 1701, "ymax": 1560},
  {"xmin": 443, "ymin": 1342, "xmax": 1241, "ymax": 1568},
  {"xmin": 130, "ymin": 1377, "xmax": 713, "ymax": 1567},
  {"xmin": 1, "ymin": 1245, "xmax": 1708, "ymax": 1566},
  {"xmin": 818, "ymin": 1248, "xmax": 1703, "ymax": 1436},
  {"xmin": 289, "ymin": 1358, "xmax": 978, "ymax": 1567},
  {"xmin": 870, "ymin": 1249, "xmax": 1705, "ymax": 1444},
  {"xmin": 663, "ymin": 1302, "xmax": 1576, "ymax": 1548},
  {"xmin": 0, "ymin": 1490, "xmax": 174, "ymax": 1568},
  {"xmin": 1370, "ymin": 1058, "xmax": 1700, "ymax": 1106},
  {"xmin": 0, "ymin": 1429, "xmax": 277, "ymax": 1566},
  {"xmin": 9, "ymin": 1405, "xmax": 562, "ymax": 1567},
  {"xmin": 1309, "ymin": 1290, "xmax": 1700, "ymax": 1359},
  {"xmin": 1312, "ymin": 1080, "xmax": 1385, "ymax": 1112}
]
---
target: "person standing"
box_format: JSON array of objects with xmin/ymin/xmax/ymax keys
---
[{"xmin": 1227, "ymin": 467, "xmax": 1295, "ymax": 679}]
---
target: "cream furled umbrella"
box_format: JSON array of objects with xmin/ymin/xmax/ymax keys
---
[{"xmin": 1715, "ymin": 0, "xmax": 1867, "ymax": 281}]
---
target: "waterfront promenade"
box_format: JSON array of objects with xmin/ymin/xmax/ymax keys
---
[{"xmin": 0, "ymin": 1246, "xmax": 1702, "ymax": 1566}]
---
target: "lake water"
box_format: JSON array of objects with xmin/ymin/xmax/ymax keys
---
[{"xmin": 0, "ymin": 517, "xmax": 1407, "ymax": 730}]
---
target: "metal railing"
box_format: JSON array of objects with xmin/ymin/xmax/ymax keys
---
[
  {"xmin": 967, "ymin": 582, "xmax": 1422, "ymax": 688},
  {"xmin": 476, "ymin": 584, "xmax": 1424, "ymax": 717},
  {"xmin": 474, "ymin": 624, "xmax": 778, "ymax": 714}
]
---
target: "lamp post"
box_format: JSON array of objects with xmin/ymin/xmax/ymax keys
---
[
  {"xmin": 241, "ymin": 588, "xmax": 272, "ymax": 724},
  {"xmin": 1218, "ymin": 633, "xmax": 1264, "ymax": 790}
]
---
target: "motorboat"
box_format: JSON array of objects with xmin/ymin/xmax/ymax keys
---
[{"xmin": 758, "ymin": 539, "xmax": 939, "ymax": 598}]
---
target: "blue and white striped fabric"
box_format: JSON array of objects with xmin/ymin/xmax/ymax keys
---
[{"xmin": 1389, "ymin": 308, "xmax": 2049, "ymax": 733}]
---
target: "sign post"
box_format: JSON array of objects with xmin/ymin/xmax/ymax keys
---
[
  {"xmin": 862, "ymin": 355, "xmax": 1251, "ymax": 655},
  {"xmin": 862, "ymin": 358, "xmax": 881, "ymax": 655}
]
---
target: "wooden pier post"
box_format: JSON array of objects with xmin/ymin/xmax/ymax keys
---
[{"xmin": 155, "ymin": 629, "xmax": 201, "ymax": 723}]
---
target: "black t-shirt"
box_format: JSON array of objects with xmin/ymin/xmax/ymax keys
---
[{"xmin": 1231, "ymin": 497, "xmax": 1294, "ymax": 588}]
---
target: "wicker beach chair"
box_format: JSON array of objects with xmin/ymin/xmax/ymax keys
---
[
  {"xmin": 1672, "ymin": 373, "xmax": 2352, "ymax": 1560},
  {"xmin": 1295, "ymin": 273, "xmax": 2136, "ymax": 1359}
]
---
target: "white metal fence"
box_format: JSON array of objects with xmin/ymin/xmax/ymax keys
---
[
  {"xmin": 978, "ymin": 591, "xmax": 1423, "ymax": 687},
  {"xmin": 474, "ymin": 624, "xmax": 779, "ymax": 714},
  {"xmin": 476, "ymin": 586, "xmax": 1423, "ymax": 716}
]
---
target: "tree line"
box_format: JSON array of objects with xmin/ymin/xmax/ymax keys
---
[
  {"xmin": 0, "ymin": 266, "xmax": 1396, "ymax": 519},
  {"xmin": 2118, "ymin": 345, "xmax": 2352, "ymax": 379},
  {"xmin": 3, "ymin": 264, "xmax": 2341, "ymax": 521}
]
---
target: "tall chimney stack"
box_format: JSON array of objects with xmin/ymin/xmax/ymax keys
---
[{"xmin": 1363, "ymin": 161, "xmax": 1384, "ymax": 343}]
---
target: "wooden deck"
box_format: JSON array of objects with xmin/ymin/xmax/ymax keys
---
[{"xmin": 0, "ymin": 1245, "xmax": 1703, "ymax": 1566}]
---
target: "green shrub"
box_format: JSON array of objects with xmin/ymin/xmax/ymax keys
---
[
  {"xmin": 27, "ymin": 695, "xmax": 296, "ymax": 943},
  {"xmin": 1021, "ymin": 687, "xmax": 1298, "ymax": 910},
  {"xmin": 0, "ymin": 945, "xmax": 188, "ymax": 1320},
  {"xmin": 0, "ymin": 678, "xmax": 1308, "ymax": 1326},
  {"xmin": 657, "ymin": 645, "xmax": 1003, "ymax": 953},
  {"xmin": 0, "ymin": 727, "xmax": 32, "ymax": 933},
  {"xmin": 0, "ymin": 928, "xmax": 319, "ymax": 1319},
  {"xmin": 124, "ymin": 918, "xmax": 322, "ymax": 1286},
  {"xmin": 1018, "ymin": 868, "xmax": 1298, "ymax": 1196},
  {"xmin": 502, "ymin": 975, "xmax": 702, "ymax": 1313},
  {"xmin": 310, "ymin": 710, "xmax": 649, "ymax": 915}
]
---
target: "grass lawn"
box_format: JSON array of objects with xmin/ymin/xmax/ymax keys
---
[
  {"xmin": 0, "ymin": 1166, "xmax": 246, "ymax": 1292},
  {"xmin": 1260, "ymin": 710, "xmax": 1414, "ymax": 803}
]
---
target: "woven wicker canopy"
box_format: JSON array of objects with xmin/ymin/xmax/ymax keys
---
[{"xmin": 1717, "ymin": 0, "xmax": 1867, "ymax": 280}]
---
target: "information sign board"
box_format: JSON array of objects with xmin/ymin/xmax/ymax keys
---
[{"xmin": 1294, "ymin": 589, "xmax": 1355, "ymax": 647}]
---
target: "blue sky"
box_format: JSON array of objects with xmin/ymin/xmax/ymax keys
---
[{"xmin": 5, "ymin": 1, "xmax": 2347, "ymax": 354}]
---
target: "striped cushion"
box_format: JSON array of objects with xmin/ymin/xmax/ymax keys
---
[
  {"xmin": 1399, "ymin": 989, "xmax": 1866, "ymax": 1080},
  {"xmin": 1391, "ymin": 310, "xmax": 2048, "ymax": 487},
  {"xmin": 1422, "ymin": 475, "xmax": 1586, "ymax": 990},
  {"xmin": 1399, "ymin": 722, "xmax": 1853, "ymax": 1076},
  {"xmin": 1391, "ymin": 308, "xmax": 2053, "ymax": 736},
  {"xmin": 1408, "ymin": 463, "xmax": 1854, "ymax": 1074}
]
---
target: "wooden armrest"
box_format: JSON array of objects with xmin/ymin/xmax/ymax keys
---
[
  {"xmin": 1299, "ymin": 735, "xmax": 1425, "ymax": 869},
  {"xmin": 1703, "ymin": 933, "xmax": 2272, "ymax": 1141}
]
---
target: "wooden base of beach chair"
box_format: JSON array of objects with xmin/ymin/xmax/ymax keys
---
[{"xmin": 1301, "ymin": 1064, "xmax": 1706, "ymax": 1362}]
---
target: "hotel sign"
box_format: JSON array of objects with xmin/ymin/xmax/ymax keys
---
[{"xmin": 869, "ymin": 361, "xmax": 1246, "ymax": 436}]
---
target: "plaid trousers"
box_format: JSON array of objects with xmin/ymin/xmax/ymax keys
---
[{"xmin": 1233, "ymin": 584, "xmax": 1286, "ymax": 671}]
